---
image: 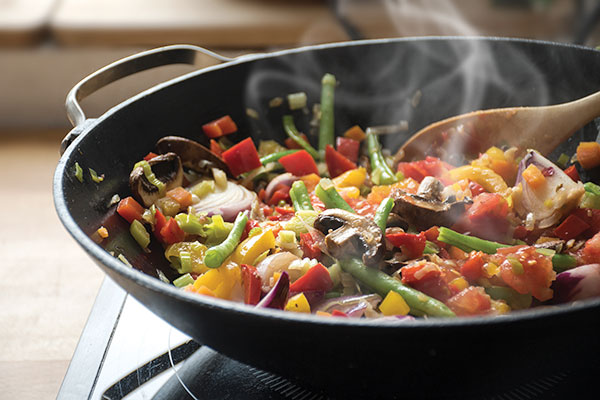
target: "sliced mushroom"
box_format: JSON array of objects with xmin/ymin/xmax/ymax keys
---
[
  {"xmin": 534, "ymin": 240, "xmax": 565, "ymax": 254},
  {"xmin": 313, "ymin": 209, "xmax": 384, "ymax": 266},
  {"xmin": 417, "ymin": 176, "xmax": 445, "ymax": 201},
  {"xmin": 156, "ymin": 136, "xmax": 231, "ymax": 176},
  {"xmin": 129, "ymin": 152, "xmax": 183, "ymax": 207},
  {"xmin": 391, "ymin": 187, "xmax": 471, "ymax": 231}
]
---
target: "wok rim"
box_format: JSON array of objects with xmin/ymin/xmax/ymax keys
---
[{"xmin": 53, "ymin": 36, "xmax": 600, "ymax": 332}]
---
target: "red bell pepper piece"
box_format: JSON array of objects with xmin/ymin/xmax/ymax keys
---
[
  {"xmin": 573, "ymin": 208, "xmax": 600, "ymax": 236},
  {"xmin": 284, "ymin": 133, "xmax": 309, "ymax": 150},
  {"xmin": 554, "ymin": 213, "xmax": 591, "ymax": 240},
  {"xmin": 143, "ymin": 152, "xmax": 159, "ymax": 161},
  {"xmin": 300, "ymin": 232, "xmax": 321, "ymax": 260},
  {"xmin": 386, "ymin": 232, "xmax": 426, "ymax": 259},
  {"xmin": 400, "ymin": 262, "xmax": 441, "ymax": 285},
  {"xmin": 331, "ymin": 310, "xmax": 348, "ymax": 317},
  {"xmin": 289, "ymin": 263, "xmax": 333, "ymax": 293},
  {"xmin": 325, "ymin": 145, "xmax": 356, "ymax": 178},
  {"xmin": 153, "ymin": 209, "xmax": 167, "ymax": 243},
  {"xmin": 160, "ymin": 218, "xmax": 186, "ymax": 245},
  {"xmin": 468, "ymin": 181, "xmax": 486, "ymax": 196},
  {"xmin": 221, "ymin": 138, "xmax": 262, "ymax": 176},
  {"xmin": 210, "ymin": 139, "xmax": 223, "ymax": 157},
  {"xmin": 460, "ymin": 251, "xmax": 485, "ymax": 282},
  {"xmin": 268, "ymin": 185, "xmax": 291, "ymax": 206},
  {"xmin": 467, "ymin": 193, "xmax": 508, "ymax": 223},
  {"xmin": 278, "ymin": 150, "xmax": 318, "ymax": 176},
  {"xmin": 117, "ymin": 197, "xmax": 144, "ymax": 223},
  {"xmin": 241, "ymin": 264, "xmax": 262, "ymax": 305},
  {"xmin": 564, "ymin": 165, "xmax": 580, "ymax": 182},
  {"xmin": 202, "ymin": 115, "xmax": 238, "ymax": 139},
  {"xmin": 397, "ymin": 156, "xmax": 453, "ymax": 183},
  {"xmin": 336, "ymin": 137, "xmax": 360, "ymax": 163}
]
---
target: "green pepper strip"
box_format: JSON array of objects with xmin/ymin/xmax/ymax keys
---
[
  {"xmin": 282, "ymin": 115, "xmax": 320, "ymax": 160},
  {"xmin": 437, "ymin": 227, "xmax": 578, "ymax": 273},
  {"xmin": 290, "ymin": 181, "xmax": 314, "ymax": 211},
  {"xmin": 366, "ymin": 133, "xmax": 398, "ymax": 185},
  {"xmin": 373, "ymin": 197, "xmax": 394, "ymax": 232},
  {"xmin": 318, "ymin": 73, "xmax": 336, "ymax": 152},
  {"xmin": 260, "ymin": 149, "xmax": 300, "ymax": 165},
  {"xmin": 315, "ymin": 178, "xmax": 355, "ymax": 213},
  {"xmin": 74, "ymin": 162, "xmax": 84, "ymax": 183},
  {"xmin": 203, "ymin": 211, "xmax": 248, "ymax": 268},
  {"xmin": 340, "ymin": 258, "xmax": 456, "ymax": 318}
]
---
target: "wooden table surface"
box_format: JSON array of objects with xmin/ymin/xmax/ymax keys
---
[{"xmin": 0, "ymin": 131, "xmax": 105, "ymax": 399}]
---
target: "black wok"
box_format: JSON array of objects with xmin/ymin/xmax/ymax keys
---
[{"xmin": 54, "ymin": 38, "xmax": 600, "ymax": 398}]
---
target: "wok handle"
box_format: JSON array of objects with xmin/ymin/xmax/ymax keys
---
[{"xmin": 61, "ymin": 45, "xmax": 234, "ymax": 155}]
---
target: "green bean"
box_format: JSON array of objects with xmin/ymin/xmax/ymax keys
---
[
  {"xmin": 366, "ymin": 133, "xmax": 398, "ymax": 185},
  {"xmin": 203, "ymin": 211, "xmax": 248, "ymax": 268},
  {"xmin": 339, "ymin": 258, "xmax": 456, "ymax": 318},
  {"xmin": 315, "ymin": 178, "xmax": 355, "ymax": 213},
  {"xmin": 259, "ymin": 149, "xmax": 300, "ymax": 165},
  {"xmin": 437, "ymin": 227, "xmax": 578, "ymax": 272},
  {"xmin": 373, "ymin": 197, "xmax": 394, "ymax": 232},
  {"xmin": 319, "ymin": 73, "xmax": 336, "ymax": 152},
  {"xmin": 290, "ymin": 181, "xmax": 314, "ymax": 211},
  {"xmin": 282, "ymin": 115, "xmax": 320, "ymax": 160}
]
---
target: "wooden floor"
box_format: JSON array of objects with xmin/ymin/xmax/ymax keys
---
[{"xmin": 0, "ymin": 131, "xmax": 104, "ymax": 399}]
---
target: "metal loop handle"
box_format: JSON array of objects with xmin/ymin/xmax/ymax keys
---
[{"xmin": 61, "ymin": 45, "xmax": 234, "ymax": 154}]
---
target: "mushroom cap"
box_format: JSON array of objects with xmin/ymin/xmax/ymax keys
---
[
  {"xmin": 129, "ymin": 152, "xmax": 183, "ymax": 207},
  {"xmin": 156, "ymin": 136, "xmax": 231, "ymax": 176},
  {"xmin": 314, "ymin": 209, "xmax": 384, "ymax": 266}
]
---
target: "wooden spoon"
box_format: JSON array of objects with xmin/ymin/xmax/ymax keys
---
[{"xmin": 398, "ymin": 90, "xmax": 600, "ymax": 162}]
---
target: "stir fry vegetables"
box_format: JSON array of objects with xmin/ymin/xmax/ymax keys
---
[{"xmin": 110, "ymin": 73, "xmax": 600, "ymax": 320}]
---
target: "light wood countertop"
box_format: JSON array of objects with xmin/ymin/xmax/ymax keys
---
[{"xmin": 0, "ymin": 131, "xmax": 105, "ymax": 399}]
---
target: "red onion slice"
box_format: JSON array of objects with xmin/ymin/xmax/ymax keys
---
[
  {"xmin": 257, "ymin": 271, "xmax": 289, "ymax": 309},
  {"xmin": 553, "ymin": 264, "xmax": 600, "ymax": 303},
  {"xmin": 265, "ymin": 173, "xmax": 298, "ymax": 199}
]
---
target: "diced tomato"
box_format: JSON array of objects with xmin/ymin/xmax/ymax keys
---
[
  {"xmin": 221, "ymin": 138, "xmax": 262, "ymax": 176},
  {"xmin": 284, "ymin": 133, "xmax": 309, "ymax": 150},
  {"xmin": 117, "ymin": 197, "xmax": 144, "ymax": 223},
  {"xmin": 460, "ymin": 251, "xmax": 485, "ymax": 282},
  {"xmin": 300, "ymin": 232, "xmax": 322, "ymax": 260},
  {"xmin": 210, "ymin": 139, "xmax": 223, "ymax": 157},
  {"xmin": 446, "ymin": 287, "xmax": 492, "ymax": 316},
  {"xmin": 468, "ymin": 181, "xmax": 486, "ymax": 196},
  {"xmin": 274, "ymin": 206, "xmax": 294, "ymax": 215},
  {"xmin": 154, "ymin": 209, "xmax": 167, "ymax": 243},
  {"xmin": 564, "ymin": 165, "xmax": 580, "ymax": 182},
  {"xmin": 309, "ymin": 194, "xmax": 326, "ymax": 212},
  {"xmin": 424, "ymin": 226, "xmax": 446, "ymax": 249},
  {"xmin": 397, "ymin": 156, "xmax": 453, "ymax": 183},
  {"xmin": 581, "ymin": 232, "xmax": 600, "ymax": 264},
  {"xmin": 241, "ymin": 264, "xmax": 262, "ymax": 305},
  {"xmin": 143, "ymin": 152, "xmax": 159, "ymax": 161},
  {"xmin": 268, "ymin": 186, "xmax": 291, "ymax": 206},
  {"xmin": 166, "ymin": 187, "xmax": 193, "ymax": 209},
  {"xmin": 202, "ymin": 115, "xmax": 238, "ymax": 139},
  {"xmin": 336, "ymin": 137, "xmax": 360, "ymax": 163},
  {"xmin": 463, "ymin": 193, "xmax": 510, "ymax": 241},
  {"xmin": 289, "ymin": 263, "xmax": 333, "ymax": 293},
  {"xmin": 278, "ymin": 150, "xmax": 318, "ymax": 176},
  {"xmin": 347, "ymin": 198, "xmax": 377, "ymax": 218},
  {"xmin": 386, "ymin": 232, "xmax": 426, "ymax": 259},
  {"xmin": 160, "ymin": 218, "xmax": 186, "ymax": 245},
  {"xmin": 258, "ymin": 189, "xmax": 266, "ymax": 202},
  {"xmin": 261, "ymin": 205, "xmax": 273, "ymax": 216},
  {"xmin": 495, "ymin": 246, "xmax": 555, "ymax": 301},
  {"xmin": 325, "ymin": 145, "xmax": 357, "ymax": 178},
  {"xmin": 553, "ymin": 213, "xmax": 591, "ymax": 240},
  {"xmin": 401, "ymin": 261, "xmax": 452, "ymax": 302}
]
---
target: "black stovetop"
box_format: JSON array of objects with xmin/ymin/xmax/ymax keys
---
[{"xmin": 57, "ymin": 278, "xmax": 597, "ymax": 400}]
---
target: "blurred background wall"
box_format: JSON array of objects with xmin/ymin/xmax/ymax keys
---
[{"xmin": 0, "ymin": 0, "xmax": 599, "ymax": 132}]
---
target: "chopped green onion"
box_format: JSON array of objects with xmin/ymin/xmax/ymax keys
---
[
  {"xmin": 74, "ymin": 162, "xmax": 83, "ymax": 183},
  {"xmin": 248, "ymin": 227, "xmax": 263, "ymax": 238},
  {"xmin": 535, "ymin": 248, "xmax": 555, "ymax": 257},
  {"xmin": 584, "ymin": 182, "xmax": 600, "ymax": 195},
  {"xmin": 157, "ymin": 269, "xmax": 170, "ymax": 284},
  {"xmin": 557, "ymin": 153, "xmax": 570, "ymax": 169},
  {"xmin": 178, "ymin": 251, "xmax": 193, "ymax": 274},
  {"xmin": 174, "ymin": 273, "xmax": 194, "ymax": 288},
  {"xmin": 395, "ymin": 170, "xmax": 405, "ymax": 181},
  {"xmin": 174, "ymin": 213, "xmax": 206, "ymax": 236},
  {"xmin": 423, "ymin": 241, "xmax": 439, "ymax": 255},
  {"xmin": 212, "ymin": 168, "xmax": 228, "ymax": 190},
  {"xmin": 130, "ymin": 220, "xmax": 150, "ymax": 249},
  {"xmin": 287, "ymin": 92, "xmax": 307, "ymax": 110},
  {"xmin": 117, "ymin": 253, "xmax": 133, "ymax": 267},
  {"xmin": 89, "ymin": 168, "xmax": 104, "ymax": 183},
  {"xmin": 319, "ymin": 73, "xmax": 336, "ymax": 152},
  {"xmin": 134, "ymin": 160, "xmax": 165, "ymax": 195},
  {"xmin": 507, "ymin": 257, "xmax": 524, "ymax": 275},
  {"xmin": 278, "ymin": 230, "xmax": 296, "ymax": 244},
  {"xmin": 315, "ymin": 178, "xmax": 355, "ymax": 213},
  {"xmin": 580, "ymin": 192, "xmax": 600, "ymax": 209},
  {"xmin": 552, "ymin": 253, "xmax": 578, "ymax": 273}
]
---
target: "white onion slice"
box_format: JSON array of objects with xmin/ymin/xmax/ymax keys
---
[{"xmin": 190, "ymin": 180, "xmax": 256, "ymax": 222}]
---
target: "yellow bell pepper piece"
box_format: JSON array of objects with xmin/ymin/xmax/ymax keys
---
[
  {"xmin": 343, "ymin": 125, "xmax": 367, "ymax": 142},
  {"xmin": 300, "ymin": 173, "xmax": 321, "ymax": 193},
  {"xmin": 193, "ymin": 262, "xmax": 241, "ymax": 300},
  {"xmin": 165, "ymin": 241, "xmax": 209, "ymax": 275},
  {"xmin": 448, "ymin": 165, "xmax": 508, "ymax": 194},
  {"xmin": 485, "ymin": 146, "xmax": 506, "ymax": 161},
  {"xmin": 284, "ymin": 293, "xmax": 311, "ymax": 313},
  {"xmin": 332, "ymin": 167, "xmax": 367, "ymax": 188},
  {"xmin": 449, "ymin": 277, "xmax": 469, "ymax": 292},
  {"xmin": 232, "ymin": 230, "xmax": 276, "ymax": 265},
  {"xmin": 337, "ymin": 186, "xmax": 360, "ymax": 200},
  {"xmin": 379, "ymin": 290, "xmax": 410, "ymax": 316}
]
